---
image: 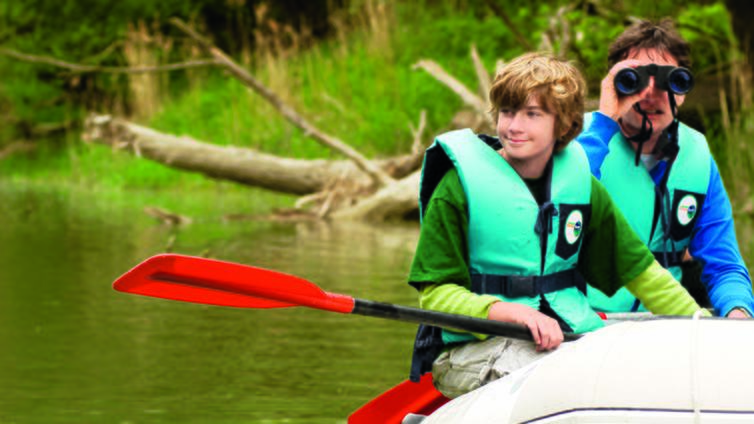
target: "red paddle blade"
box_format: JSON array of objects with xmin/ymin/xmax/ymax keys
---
[
  {"xmin": 348, "ymin": 373, "xmax": 449, "ymax": 423},
  {"xmin": 113, "ymin": 254, "xmax": 355, "ymax": 313}
]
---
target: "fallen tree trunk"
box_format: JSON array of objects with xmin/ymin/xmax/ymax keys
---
[
  {"xmin": 83, "ymin": 114, "xmax": 422, "ymax": 220},
  {"xmin": 83, "ymin": 114, "xmax": 372, "ymax": 195},
  {"xmin": 169, "ymin": 18, "xmax": 395, "ymax": 189},
  {"xmin": 15, "ymin": 20, "xmax": 504, "ymax": 222},
  {"xmin": 331, "ymin": 170, "xmax": 421, "ymax": 221}
]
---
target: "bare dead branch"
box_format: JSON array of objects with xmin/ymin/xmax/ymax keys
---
[
  {"xmin": 169, "ymin": 17, "xmax": 394, "ymax": 189},
  {"xmin": 483, "ymin": 0, "xmax": 533, "ymax": 51},
  {"xmin": 0, "ymin": 47, "xmax": 218, "ymax": 74},
  {"xmin": 143, "ymin": 206, "xmax": 193, "ymax": 226},
  {"xmin": 332, "ymin": 170, "xmax": 420, "ymax": 221},
  {"xmin": 0, "ymin": 141, "xmax": 36, "ymax": 160},
  {"xmin": 539, "ymin": 33, "xmax": 554, "ymax": 54},
  {"xmin": 553, "ymin": 6, "xmax": 572, "ymax": 59},
  {"xmin": 409, "ymin": 110, "xmax": 427, "ymax": 154},
  {"xmin": 30, "ymin": 121, "xmax": 74, "ymax": 137},
  {"xmin": 470, "ymin": 45, "xmax": 491, "ymax": 100},
  {"xmin": 412, "ymin": 60, "xmax": 484, "ymax": 111},
  {"xmin": 317, "ymin": 190, "xmax": 337, "ymax": 219},
  {"xmin": 413, "ymin": 59, "xmax": 495, "ymax": 129},
  {"xmin": 495, "ymin": 59, "xmax": 506, "ymax": 75},
  {"xmin": 295, "ymin": 191, "xmax": 329, "ymax": 209}
]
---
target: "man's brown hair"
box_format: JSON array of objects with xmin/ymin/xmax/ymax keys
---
[
  {"xmin": 489, "ymin": 52, "xmax": 586, "ymax": 151},
  {"xmin": 608, "ymin": 18, "xmax": 691, "ymax": 69}
]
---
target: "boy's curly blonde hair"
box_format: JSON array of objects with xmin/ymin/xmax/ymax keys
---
[{"xmin": 489, "ymin": 52, "xmax": 586, "ymax": 151}]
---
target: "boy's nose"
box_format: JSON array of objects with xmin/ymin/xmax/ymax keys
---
[{"xmin": 508, "ymin": 112, "xmax": 524, "ymax": 130}]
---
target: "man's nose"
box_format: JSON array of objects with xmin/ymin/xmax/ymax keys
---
[
  {"xmin": 640, "ymin": 76, "xmax": 662, "ymax": 100},
  {"xmin": 647, "ymin": 76, "xmax": 663, "ymax": 93}
]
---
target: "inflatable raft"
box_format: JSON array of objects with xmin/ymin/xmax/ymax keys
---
[{"xmin": 417, "ymin": 316, "xmax": 754, "ymax": 423}]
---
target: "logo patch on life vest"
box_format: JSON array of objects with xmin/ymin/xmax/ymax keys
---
[
  {"xmin": 564, "ymin": 210, "xmax": 583, "ymax": 244},
  {"xmin": 677, "ymin": 195, "xmax": 698, "ymax": 226}
]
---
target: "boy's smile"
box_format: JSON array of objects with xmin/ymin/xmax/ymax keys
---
[{"xmin": 498, "ymin": 96, "xmax": 558, "ymax": 179}]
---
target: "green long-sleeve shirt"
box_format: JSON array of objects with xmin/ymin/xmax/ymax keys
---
[{"xmin": 409, "ymin": 167, "xmax": 703, "ymax": 329}]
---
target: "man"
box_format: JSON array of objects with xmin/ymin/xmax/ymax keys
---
[{"xmin": 577, "ymin": 19, "xmax": 754, "ymax": 318}]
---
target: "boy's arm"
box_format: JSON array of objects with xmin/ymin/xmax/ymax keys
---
[
  {"xmin": 410, "ymin": 169, "xmax": 498, "ymax": 339},
  {"xmin": 408, "ymin": 169, "xmax": 471, "ymax": 291},
  {"xmin": 420, "ymin": 283, "xmax": 563, "ymax": 348},
  {"xmin": 411, "ymin": 169, "xmax": 563, "ymax": 348},
  {"xmin": 625, "ymin": 261, "xmax": 710, "ymax": 316},
  {"xmin": 419, "ymin": 283, "xmax": 499, "ymax": 340}
]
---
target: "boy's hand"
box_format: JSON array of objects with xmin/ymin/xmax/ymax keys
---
[
  {"xmin": 599, "ymin": 59, "xmax": 649, "ymax": 122},
  {"xmin": 487, "ymin": 302, "xmax": 564, "ymax": 351}
]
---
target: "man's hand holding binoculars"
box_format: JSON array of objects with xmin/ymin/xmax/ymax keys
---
[
  {"xmin": 599, "ymin": 59, "xmax": 693, "ymax": 123},
  {"xmin": 599, "ymin": 59, "xmax": 649, "ymax": 122}
]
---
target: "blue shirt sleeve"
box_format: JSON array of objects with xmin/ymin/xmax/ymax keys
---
[
  {"xmin": 689, "ymin": 158, "xmax": 754, "ymax": 316},
  {"xmin": 576, "ymin": 112, "xmax": 621, "ymax": 179}
]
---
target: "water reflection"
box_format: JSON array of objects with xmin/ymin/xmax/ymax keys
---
[{"xmin": 0, "ymin": 185, "xmax": 421, "ymax": 423}]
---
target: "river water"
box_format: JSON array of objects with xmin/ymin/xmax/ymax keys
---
[
  {"xmin": 0, "ymin": 183, "xmax": 421, "ymax": 423},
  {"xmin": 4, "ymin": 180, "xmax": 753, "ymax": 424}
]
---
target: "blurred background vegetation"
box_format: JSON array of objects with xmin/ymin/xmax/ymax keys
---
[{"xmin": 1, "ymin": 0, "xmax": 752, "ymax": 208}]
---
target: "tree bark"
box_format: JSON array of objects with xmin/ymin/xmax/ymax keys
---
[
  {"xmin": 331, "ymin": 171, "xmax": 420, "ymax": 221},
  {"xmin": 83, "ymin": 114, "xmax": 421, "ymax": 220}
]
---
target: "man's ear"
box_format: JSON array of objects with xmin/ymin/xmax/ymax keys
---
[{"xmin": 675, "ymin": 94, "xmax": 686, "ymax": 108}]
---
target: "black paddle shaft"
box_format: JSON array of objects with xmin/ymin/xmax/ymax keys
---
[{"xmin": 352, "ymin": 299, "xmax": 581, "ymax": 342}]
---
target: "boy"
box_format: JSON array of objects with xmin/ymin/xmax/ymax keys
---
[{"xmin": 408, "ymin": 52, "xmax": 706, "ymax": 399}]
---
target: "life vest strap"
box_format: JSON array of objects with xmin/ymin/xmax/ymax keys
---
[
  {"xmin": 652, "ymin": 250, "xmax": 684, "ymax": 268},
  {"xmin": 471, "ymin": 269, "xmax": 584, "ymax": 298}
]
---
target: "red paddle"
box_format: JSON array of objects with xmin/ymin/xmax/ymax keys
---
[
  {"xmin": 114, "ymin": 254, "xmax": 582, "ymax": 342},
  {"xmin": 347, "ymin": 372, "xmax": 449, "ymax": 423},
  {"xmin": 113, "ymin": 254, "xmax": 582, "ymax": 423}
]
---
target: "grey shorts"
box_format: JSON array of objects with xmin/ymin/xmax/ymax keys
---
[{"xmin": 431, "ymin": 336, "xmax": 550, "ymax": 399}]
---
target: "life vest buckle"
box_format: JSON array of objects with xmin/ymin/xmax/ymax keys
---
[{"xmin": 507, "ymin": 276, "xmax": 536, "ymax": 298}]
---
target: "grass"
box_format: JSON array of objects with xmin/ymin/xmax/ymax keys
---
[
  {"xmin": 2, "ymin": 1, "xmax": 754, "ymax": 221},
  {"xmin": 1, "ymin": 1, "xmax": 510, "ymax": 193}
]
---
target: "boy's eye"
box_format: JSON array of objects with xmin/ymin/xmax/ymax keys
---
[
  {"xmin": 500, "ymin": 108, "xmax": 513, "ymax": 115},
  {"xmin": 527, "ymin": 111, "xmax": 541, "ymax": 117}
]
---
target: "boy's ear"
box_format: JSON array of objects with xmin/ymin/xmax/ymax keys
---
[{"xmin": 560, "ymin": 121, "xmax": 577, "ymax": 138}]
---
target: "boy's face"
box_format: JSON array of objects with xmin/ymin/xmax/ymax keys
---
[
  {"xmin": 619, "ymin": 48, "xmax": 686, "ymax": 142},
  {"xmin": 497, "ymin": 96, "xmax": 558, "ymax": 175}
]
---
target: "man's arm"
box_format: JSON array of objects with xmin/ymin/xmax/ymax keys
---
[
  {"xmin": 578, "ymin": 59, "xmax": 655, "ymax": 179},
  {"xmin": 689, "ymin": 158, "xmax": 754, "ymax": 317},
  {"xmin": 576, "ymin": 112, "xmax": 621, "ymax": 179}
]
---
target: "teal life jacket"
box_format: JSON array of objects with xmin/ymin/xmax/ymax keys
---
[
  {"xmin": 409, "ymin": 129, "xmax": 604, "ymax": 381},
  {"xmin": 583, "ymin": 113, "xmax": 711, "ymax": 312}
]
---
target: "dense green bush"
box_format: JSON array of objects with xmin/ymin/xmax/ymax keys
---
[
  {"xmin": 1, "ymin": 0, "xmax": 750, "ymax": 200},
  {"xmin": 0, "ymin": 0, "xmax": 344, "ymax": 144}
]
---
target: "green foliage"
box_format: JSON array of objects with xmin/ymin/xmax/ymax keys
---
[
  {"xmin": 0, "ymin": 0, "xmax": 344, "ymax": 144},
  {"xmin": 2, "ymin": 0, "xmax": 751, "ymax": 210},
  {"xmin": 677, "ymin": 3, "xmax": 736, "ymax": 73}
]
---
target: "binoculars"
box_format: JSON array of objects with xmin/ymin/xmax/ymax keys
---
[{"xmin": 614, "ymin": 64, "xmax": 694, "ymax": 96}]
